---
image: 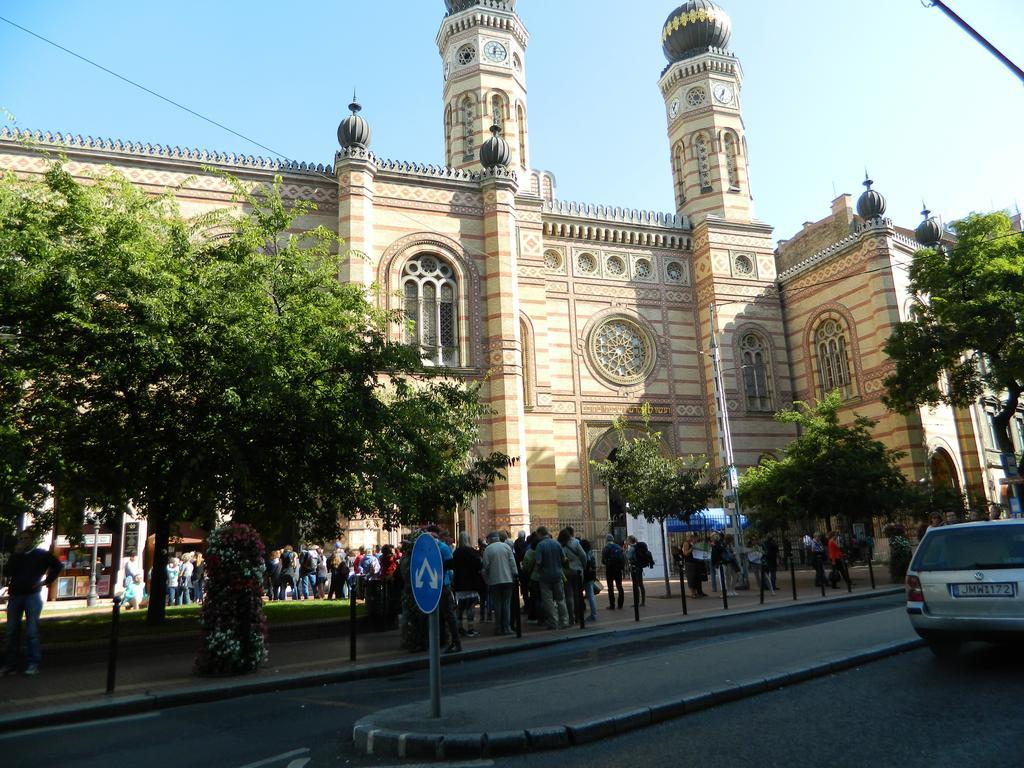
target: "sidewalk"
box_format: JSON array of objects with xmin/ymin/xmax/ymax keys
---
[{"xmin": 0, "ymin": 564, "xmax": 897, "ymax": 725}]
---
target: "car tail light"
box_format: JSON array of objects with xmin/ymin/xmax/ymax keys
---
[{"xmin": 906, "ymin": 574, "xmax": 924, "ymax": 603}]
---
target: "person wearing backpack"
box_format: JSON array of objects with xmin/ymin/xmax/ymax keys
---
[
  {"xmin": 629, "ymin": 538, "xmax": 655, "ymax": 606},
  {"xmin": 601, "ymin": 534, "xmax": 625, "ymax": 610},
  {"xmin": 299, "ymin": 546, "xmax": 318, "ymax": 600},
  {"xmin": 279, "ymin": 545, "xmax": 299, "ymax": 600}
]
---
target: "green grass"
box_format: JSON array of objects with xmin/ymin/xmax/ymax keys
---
[{"xmin": 9, "ymin": 599, "xmax": 363, "ymax": 645}]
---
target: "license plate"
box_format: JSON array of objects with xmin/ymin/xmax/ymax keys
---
[{"xmin": 950, "ymin": 582, "xmax": 1017, "ymax": 598}]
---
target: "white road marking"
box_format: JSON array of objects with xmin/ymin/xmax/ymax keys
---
[
  {"xmin": 236, "ymin": 747, "xmax": 310, "ymax": 768},
  {"xmin": 371, "ymin": 762, "xmax": 493, "ymax": 768},
  {"xmin": 0, "ymin": 711, "xmax": 160, "ymax": 740},
  {"xmin": 286, "ymin": 759, "xmax": 310, "ymax": 768}
]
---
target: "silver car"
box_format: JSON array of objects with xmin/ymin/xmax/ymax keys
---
[{"xmin": 906, "ymin": 518, "xmax": 1024, "ymax": 657}]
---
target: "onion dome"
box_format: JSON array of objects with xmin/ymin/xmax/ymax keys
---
[
  {"xmin": 915, "ymin": 205, "xmax": 943, "ymax": 248},
  {"xmin": 337, "ymin": 98, "xmax": 371, "ymax": 150},
  {"xmin": 662, "ymin": 1, "xmax": 732, "ymax": 63},
  {"xmin": 480, "ymin": 123, "xmax": 512, "ymax": 169},
  {"xmin": 446, "ymin": 0, "xmax": 515, "ymax": 14},
  {"xmin": 856, "ymin": 173, "xmax": 887, "ymax": 221}
]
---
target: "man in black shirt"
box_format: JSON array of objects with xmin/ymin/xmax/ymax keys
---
[{"xmin": 3, "ymin": 527, "xmax": 63, "ymax": 675}]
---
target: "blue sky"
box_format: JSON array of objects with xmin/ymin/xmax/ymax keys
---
[{"xmin": 1, "ymin": 1, "xmax": 1021, "ymax": 243}]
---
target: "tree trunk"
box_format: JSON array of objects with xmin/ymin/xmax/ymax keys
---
[
  {"xmin": 661, "ymin": 520, "xmax": 671, "ymax": 598},
  {"xmin": 992, "ymin": 383, "xmax": 1022, "ymax": 512},
  {"xmin": 146, "ymin": 509, "xmax": 170, "ymax": 625}
]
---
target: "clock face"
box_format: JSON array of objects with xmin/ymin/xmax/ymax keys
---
[
  {"xmin": 713, "ymin": 83, "xmax": 734, "ymax": 105},
  {"xmin": 669, "ymin": 98, "xmax": 680, "ymax": 119},
  {"xmin": 484, "ymin": 41, "xmax": 508, "ymax": 63}
]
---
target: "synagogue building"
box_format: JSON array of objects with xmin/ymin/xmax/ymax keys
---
[{"xmin": 2, "ymin": 0, "xmax": 1019, "ymax": 591}]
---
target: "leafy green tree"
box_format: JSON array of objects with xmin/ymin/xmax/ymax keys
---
[
  {"xmin": 883, "ymin": 212, "xmax": 1024, "ymax": 462},
  {"xmin": 591, "ymin": 405, "xmax": 721, "ymax": 595},
  {"xmin": 0, "ymin": 164, "xmax": 506, "ymax": 622},
  {"xmin": 738, "ymin": 392, "xmax": 907, "ymax": 532}
]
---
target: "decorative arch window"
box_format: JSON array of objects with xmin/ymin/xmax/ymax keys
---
[
  {"xmin": 694, "ymin": 134, "xmax": 712, "ymax": 193},
  {"xmin": 520, "ymin": 315, "xmax": 536, "ymax": 410},
  {"xmin": 815, "ymin": 318, "xmax": 852, "ymax": 398},
  {"xmin": 444, "ymin": 105, "xmax": 453, "ymax": 166},
  {"xmin": 516, "ymin": 104, "xmax": 527, "ymax": 168},
  {"xmin": 739, "ymin": 332, "xmax": 772, "ymax": 412},
  {"xmin": 462, "ymin": 98, "xmax": 475, "ymax": 160},
  {"xmin": 491, "ymin": 95, "xmax": 504, "ymax": 130},
  {"xmin": 673, "ymin": 143, "xmax": 686, "ymax": 205},
  {"xmin": 724, "ymin": 132, "xmax": 740, "ymax": 190},
  {"xmin": 402, "ymin": 254, "xmax": 460, "ymax": 367}
]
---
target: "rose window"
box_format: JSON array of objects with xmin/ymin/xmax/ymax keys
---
[
  {"xmin": 733, "ymin": 253, "xmax": 754, "ymax": 276},
  {"xmin": 666, "ymin": 261, "xmax": 684, "ymax": 282},
  {"xmin": 634, "ymin": 259, "xmax": 652, "ymax": 279},
  {"xmin": 457, "ymin": 44, "xmax": 477, "ymax": 65},
  {"xmin": 686, "ymin": 86, "xmax": 707, "ymax": 107},
  {"xmin": 577, "ymin": 252, "xmax": 597, "ymax": 274},
  {"xmin": 606, "ymin": 255, "xmax": 626, "ymax": 276},
  {"xmin": 544, "ymin": 250, "xmax": 563, "ymax": 271},
  {"xmin": 591, "ymin": 318, "xmax": 654, "ymax": 384}
]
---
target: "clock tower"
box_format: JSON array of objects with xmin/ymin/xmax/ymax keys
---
[
  {"xmin": 659, "ymin": 1, "xmax": 752, "ymax": 224},
  {"xmin": 438, "ymin": 0, "xmax": 530, "ymax": 174}
]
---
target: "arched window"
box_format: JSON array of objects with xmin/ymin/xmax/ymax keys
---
[
  {"xmin": 724, "ymin": 133, "xmax": 740, "ymax": 190},
  {"xmin": 444, "ymin": 104, "xmax": 453, "ymax": 166},
  {"xmin": 516, "ymin": 104, "xmax": 527, "ymax": 168},
  {"xmin": 815, "ymin": 319, "xmax": 852, "ymax": 398},
  {"xmin": 520, "ymin": 316, "xmax": 535, "ymax": 410},
  {"xmin": 403, "ymin": 254, "xmax": 459, "ymax": 367},
  {"xmin": 739, "ymin": 333, "xmax": 772, "ymax": 412},
  {"xmin": 673, "ymin": 143, "xmax": 686, "ymax": 205},
  {"xmin": 462, "ymin": 98, "xmax": 475, "ymax": 160},
  {"xmin": 491, "ymin": 95, "xmax": 504, "ymax": 130},
  {"xmin": 695, "ymin": 134, "xmax": 712, "ymax": 193}
]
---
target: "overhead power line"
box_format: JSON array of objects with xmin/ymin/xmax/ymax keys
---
[{"xmin": 923, "ymin": 1, "xmax": 1024, "ymax": 85}]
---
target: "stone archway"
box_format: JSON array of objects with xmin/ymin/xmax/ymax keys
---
[
  {"xmin": 588, "ymin": 424, "xmax": 673, "ymax": 544},
  {"xmin": 930, "ymin": 448, "xmax": 959, "ymax": 492}
]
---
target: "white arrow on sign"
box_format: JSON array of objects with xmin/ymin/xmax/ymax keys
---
[{"xmin": 416, "ymin": 556, "xmax": 439, "ymax": 590}]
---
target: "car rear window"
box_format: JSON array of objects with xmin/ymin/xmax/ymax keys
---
[{"xmin": 912, "ymin": 526, "xmax": 1024, "ymax": 571}]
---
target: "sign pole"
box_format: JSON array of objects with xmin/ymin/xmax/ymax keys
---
[{"xmin": 429, "ymin": 607, "xmax": 441, "ymax": 718}]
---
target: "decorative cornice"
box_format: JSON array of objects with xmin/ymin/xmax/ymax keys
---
[
  {"xmin": 543, "ymin": 199, "xmax": 689, "ymax": 231},
  {"xmin": 436, "ymin": 1, "xmax": 529, "ymax": 52},
  {"xmin": 776, "ymin": 216, "xmax": 916, "ymax": 283},
  {"xmin": 0, "ymin": 126, "xmax": 334, "ymax": 176}
]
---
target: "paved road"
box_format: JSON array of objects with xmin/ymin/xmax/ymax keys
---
[
  {"xmin": 1, "ymin": 594, "xmax": 971, "ymax": 768},
  {"xmin": 493, "ymin": 642, "xmax": 1024, "ymax": 768}
]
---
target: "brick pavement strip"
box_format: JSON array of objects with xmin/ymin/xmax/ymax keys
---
[{"xmin": 0, "ymin": 572, "xmax": 901, "ymax": 733}]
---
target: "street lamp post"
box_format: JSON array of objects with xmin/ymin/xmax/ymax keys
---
[
  {"xmin": 709, "ymin": 305, "xmax": 748, "ymax": 587},
  {"xmin": 86, "ymin": 516, "xmax": 100, "ymax": 607}
]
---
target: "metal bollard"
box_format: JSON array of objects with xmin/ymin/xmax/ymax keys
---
[
  {"xmin": 720, "ymin": 565, "xmax": 729, "ymax": 610},
  {"xmin": 790, "ymin": 558, "xmax": 798, "ymax": 601},
  {"xmin": 846, "ymin": 560, "xmax": 853, "ymax": 593},
  {"xmin": 514, "ymin": 579, "xmax": 523, "ymax": 639},
  {"xmin": 578, "ymin": 577, "xmax": 586, "ymax": 630},
  {"xmin": 679, "ymin": 569, "xmax": 688, "ymax": 616},
  {"xmin": 820, "ymin": 569, "xmax": 827, "ymax": 598},
  {"xmin": 868, "ymin": 557, "xmax": 876, "ymax": 590},
  {"xmin": 631, "ymin": 570, "xmax": 640, "ymax": 622},
  {"xmin": 759, "ymin": 565, "xmax": 765, "ymax": 605},
  {"xmin": 349, "ymin": 579, "xmax": 358, "ymax": 662},
  {"xmin": 106, "ymin": 596, "xmax": 122, "ymax": 694}
]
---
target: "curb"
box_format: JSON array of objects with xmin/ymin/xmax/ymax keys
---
[
  {"xmin": 0, "ymin": 586, "xmax": 903, "ymax": 734},
  {"xmin": 353, "ymin": 636, "xmax": 925, "ymax": 760}
]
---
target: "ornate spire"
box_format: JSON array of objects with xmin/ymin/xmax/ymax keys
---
[
  {"xmin": 337, "ymin": 96, "xmax": 372, "ymax": 150},
  {"xmin": 915, "ymin": 203, "xmax": 943, "ymax": 248},
  {"xmin": 856, "ymin": 171, "xmax": 887, "ymax": 222},
  {"xmin": 479, "ymin": 122, "xmax": 512, "ymax": 169}
]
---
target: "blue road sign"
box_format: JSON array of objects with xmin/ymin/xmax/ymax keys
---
[{"xmin": 411, "ymin": 534, "xmax": 443, "ymax": 614}]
